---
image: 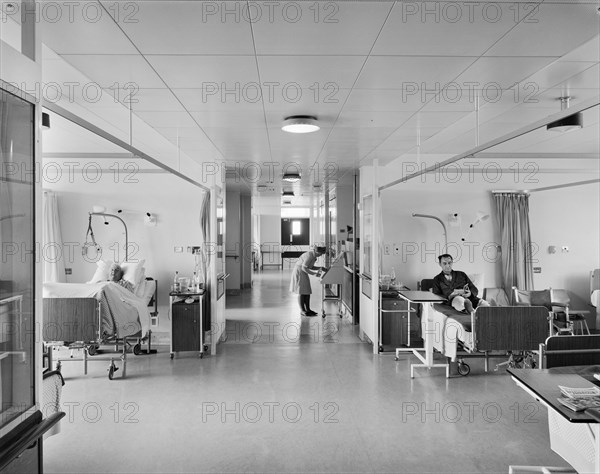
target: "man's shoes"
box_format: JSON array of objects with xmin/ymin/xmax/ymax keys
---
[
  {"xmin": 305, "ymin": 310, "xmax": 318, "ymax": 316},
  {"xmin": 301, "ymin": 311, "xmax": 308, "ymax": 316}
]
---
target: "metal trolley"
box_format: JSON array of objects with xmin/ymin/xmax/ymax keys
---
[{"xmin": 319, "ymin": 255, "xmax": 346, "ymax": 318}]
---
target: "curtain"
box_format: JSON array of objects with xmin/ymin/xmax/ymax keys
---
[
  {"xmin": 43, "ymin": 191, "xmax": 66, "ymax": 282},
  {"xmin": 493, "ymin": 192, "xmax": 533, "ymax": 300},
  {"xmin": 198, "ymin": 191, "xmax": 210, "ymax": 285}
]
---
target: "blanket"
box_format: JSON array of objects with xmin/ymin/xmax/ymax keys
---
[
  {"xmin": 43, "ymin": 282, "xmax": 148, "ymax": 338},
  {"xmin": 425, "ymin": 303, "xmax": 474, "ymax": 361}
]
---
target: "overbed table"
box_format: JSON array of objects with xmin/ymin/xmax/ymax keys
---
[
  {"xmin": 394, "ymin": 291, "xmax": 447, "ymax": 378},
  {"xmin": 508, "ymin": 366, "xmax": 600, "ymax": 473}
]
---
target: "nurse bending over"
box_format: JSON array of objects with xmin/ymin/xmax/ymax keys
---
[{"xmin": 289, "ymin": 245, "xmax": 327, "ymax": 316}]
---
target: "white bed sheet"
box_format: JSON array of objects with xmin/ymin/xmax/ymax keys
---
[{"xmin": 424, "ymin": 306, "xmax": 473, "ymax": 362}]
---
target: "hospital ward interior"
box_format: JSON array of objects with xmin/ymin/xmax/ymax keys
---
[{"xmin": 1, "ymin": 1, "xmax": 600, "ymax": 473}]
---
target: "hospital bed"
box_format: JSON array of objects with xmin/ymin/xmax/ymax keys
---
[
  {"xmin": 427, "ymin": 303, "xmax": 550, "ymax": 375},
  {"xmin": 42, "ymin": 278, "xmax": 157, "ymax": 379}
]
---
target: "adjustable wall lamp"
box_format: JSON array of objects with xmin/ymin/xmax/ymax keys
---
[{"xmin": 461, "ymin": 211, "xmax": 490, "ymax": 241}]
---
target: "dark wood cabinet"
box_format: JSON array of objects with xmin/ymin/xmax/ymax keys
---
[
  {"xmin": 170, "ymin": 293, "xmax": 205, "ymax": 358},
  {"xmin": 380, "ymin": 295, "xmax": 420, "ymax": 351}
]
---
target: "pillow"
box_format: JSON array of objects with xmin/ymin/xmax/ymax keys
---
[
  {"xmin": 134, "ymin": 278, "xmax": 147, "ymax": 299},
  {"xmin": 468, "ymin": 273, "xmax": 483, "ymax": 292},
  {"xmin": 120, "ymin": 260, "xmax": 146, "ymax": 287},
  {"xmin": 87, "ymin": 260, "xmax": 115, "ymax": 283}
]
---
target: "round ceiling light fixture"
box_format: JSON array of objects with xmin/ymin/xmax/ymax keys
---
[
  {"xmin": 282, "ymin": 115, "xmax": 320, "ymax": 134},
  {"xmin": 282, "ymin": 172, "xmax": 301, "ymax": 182}
]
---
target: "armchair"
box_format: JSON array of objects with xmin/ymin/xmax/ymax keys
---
[{"xmin": 512, "ymin": 287, "xmax": 590, "ymax": 336}]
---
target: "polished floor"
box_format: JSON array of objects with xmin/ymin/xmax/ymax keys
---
[{"xmin": 44, "ymin": 269, "xmax": 571, "ymax": 473}]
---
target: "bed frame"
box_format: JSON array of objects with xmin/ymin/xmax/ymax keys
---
[
  {"xmin": 539, "ymin": 334, "xmax": 600, "ymax": 368},
  {"xmin": 42, "ymin": 279, "xmax": 158, "ymax": 380},
  {"xmin": 43, "ymin": 297, "xmax": 130, "ymax": 380},
  {"xmin": 432, "ymin": 304, "xmax": 551, "ymax": 375}
]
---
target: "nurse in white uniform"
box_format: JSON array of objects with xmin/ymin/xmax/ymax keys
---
[{"xmin": 289, "ymin": 245, "xmax": 326, "ymax": 316}]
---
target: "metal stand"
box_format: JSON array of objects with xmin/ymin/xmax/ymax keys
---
[
  {"xmin": 319, "ymin": 255, "xmax": 346, "ymax": 318},
  {"xmin": 394, "ymin": 291, "xmax": 449, "ymax": 378}
]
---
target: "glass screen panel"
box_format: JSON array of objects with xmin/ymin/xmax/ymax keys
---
[
  {"xmin": 362, "ymin": 195, "xmax": 372, "ymax": 278},
  {"xmin": 0, "ymin": 89, "xmax": 36, "ymax": 429}
]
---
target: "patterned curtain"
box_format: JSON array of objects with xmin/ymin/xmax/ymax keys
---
[{"xmin": 493, "ymin": 192, "xmax": 534, "ymax": 301}]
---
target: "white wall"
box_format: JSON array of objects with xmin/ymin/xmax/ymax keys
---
[
  {"xmin": 529, "ymin": 183, "xmax": 600, "ymax": 323},
  {"xmin": 259, "ymin": 214, "xmax": 281, "ymax": 266},
  {"xmin": 380, "ymin": 187, "xmax": 498, "ymax": 291}
]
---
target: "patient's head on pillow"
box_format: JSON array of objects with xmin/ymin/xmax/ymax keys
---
[{"xmin": 109, "ymin": 263, "xmax": 124, "ymax": 282}]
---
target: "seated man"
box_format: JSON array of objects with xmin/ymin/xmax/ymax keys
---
[{"xmin": 432, "ymin": 254, "xmax": 489, "ymax": 313}]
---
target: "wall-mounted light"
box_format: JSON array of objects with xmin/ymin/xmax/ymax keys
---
[
  {"xmin": 448, "ymin": 213, "xmax": 461, "ymax": 227},
  {"xmin": 461, "ymin": 211, "xmax": 490, "ymax": 241},
  {"xmin": 144, "ymin": 212, "xmax": 157, "ymax": 226}
]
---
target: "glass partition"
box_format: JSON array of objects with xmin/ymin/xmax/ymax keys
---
[
  {"xmin": 362, "ymin": 194, "xmax": 373, "ymax": 278},
  {"xmin": 0, "ymin": 88, "xmax": 36, "ymax": 432}
]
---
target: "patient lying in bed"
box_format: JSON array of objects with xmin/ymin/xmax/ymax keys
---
[{"xmin": 108, "ymin": 263, "xmax": 134, "ymax": 293}]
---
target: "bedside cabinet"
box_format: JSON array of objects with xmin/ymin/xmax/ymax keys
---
[
  {"xmin": 170, "ymin": 292, "xmax": 206, "ymax": 359},
  {"xmin": 379, "ymin": 293, "xmax": 420, "ymax": 352}
]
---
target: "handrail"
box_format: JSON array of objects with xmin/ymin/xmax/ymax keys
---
[{"xmin": 0, "ymin": 412, "xmax": 65, "ymax": 471}]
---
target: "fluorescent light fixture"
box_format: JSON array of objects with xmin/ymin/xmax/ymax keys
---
[
  {"xmin": 282, "ymin": 115, "xmax": 319, "ymax": 133},
  {"xmin": 547, "ymin": 96, "xmax": 583, "ymax": 132},
  {"xmin": 282, "ymin": 190, "xmax": 295, "ymax": 196},
  {"xmin": 547, "ymin": 113, "xmax": 583, "ymax": 132},
  {"xmin": 282, "ymin": 172, "xmax": 301, "ymax": 182}
]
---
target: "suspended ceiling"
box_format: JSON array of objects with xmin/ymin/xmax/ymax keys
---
[{"xmin": 27, "ymin": 1, "xmax": 600, "ymax": 199}]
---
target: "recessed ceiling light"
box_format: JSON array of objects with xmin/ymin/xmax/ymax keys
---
[
  {"xmin": 547, "ymin": 96, "xmax": 583, "ymax": 133},
  {"xmin": 282, "ymin": 172, "xmax": 301, "ymax": 182},
  {"xmin": 282, "ymin": 115, "xmax": 320, "ymax": 133}
]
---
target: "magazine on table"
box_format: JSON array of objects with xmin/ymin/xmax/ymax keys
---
[
  {"xmin": 556, "ymin": 396, "xmax": 600, "ymax": 412},
  {"xmin": 558, "ymin": 385, "xmax": 600, "ymax": 399}
]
